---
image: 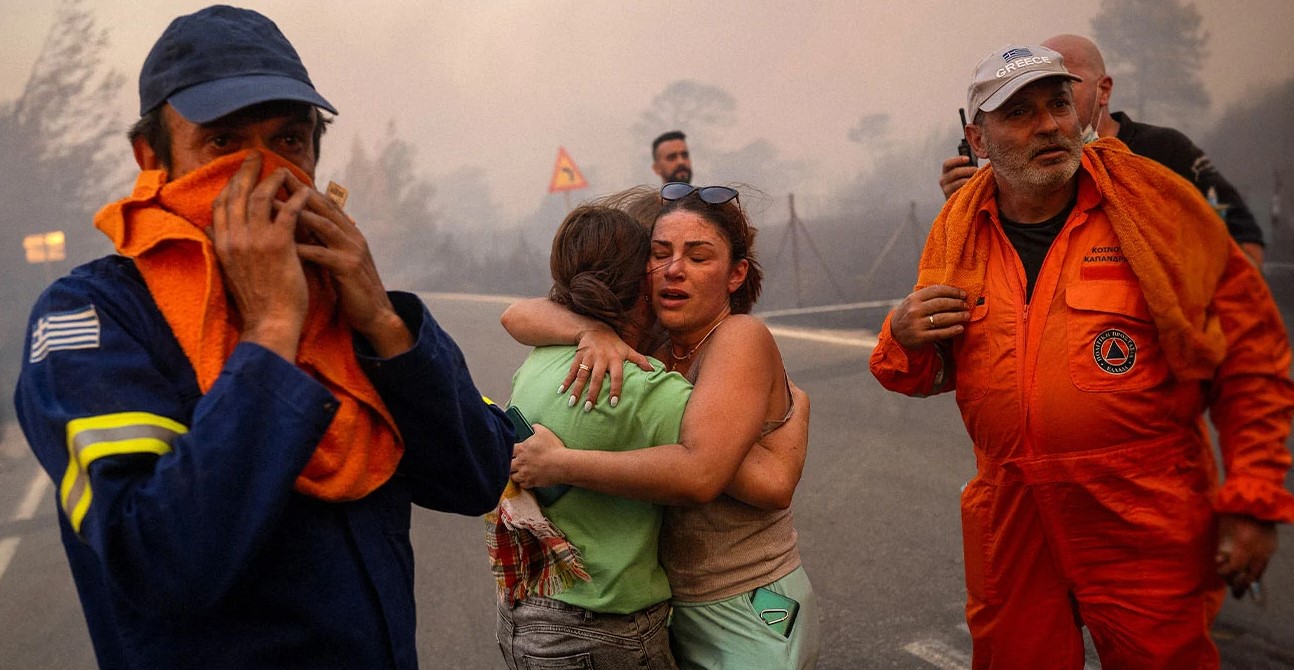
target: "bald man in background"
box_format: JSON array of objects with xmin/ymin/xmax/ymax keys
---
[{"xmin": 939, "ymin": 34, "xmax": 1266, "ymax": 264}]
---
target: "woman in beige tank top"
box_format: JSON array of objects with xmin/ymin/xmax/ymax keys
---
[{"xmin": 505, "ymin": 184, "xmax": 820, "ymax": 669}]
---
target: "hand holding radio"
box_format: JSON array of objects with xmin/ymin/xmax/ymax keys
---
[
  {"xmin": 941, "ymin": 108, "xmax": 982, "ymax": 200},
  {"xmin": 957, "ymin": 108, "xmax": 979, "ymax": 168}
]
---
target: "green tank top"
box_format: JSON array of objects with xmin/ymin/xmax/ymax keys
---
[{"xmin": 509, "ymin": 346, "xmax": 692, "ymax": 613}]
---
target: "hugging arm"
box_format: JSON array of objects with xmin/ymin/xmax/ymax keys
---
[
  {"xmin": 511, "ymin": 317, "xmax": 793, "ymax": 507},
  {"xmin": 501, "ymin": 297, "xmax": 651, "ymax": 406},
  {"xmin": 724, "ymin": 381, "xmax": 809, "ymax": 510}
]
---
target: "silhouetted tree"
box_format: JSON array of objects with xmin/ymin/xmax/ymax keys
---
[
  {"xmin": 846, "ymin": 113, "xmax": 894, "ymax": 176},
  {"xmin": 439, "ymin": 166, "xmax": 504, "ymax": 234},
  {"xmin": 340, "ymin": 122, "xmax": 439, "ymax": 290},
  {"xmin": 709, "ymin": 139, "xmax": 808, "ymax": 199},
  {"xmin": 632, "ymin": 80, "xmax": 738, "ymax": 156},
  {"xmin": 631, "ymin": 81, "xmax": 805, "ymax": 196},
  {"xmin": 1203, "ymin": 79, "xmax": 1294, "ymax": 261},
  {"xmin": 847, "ymin": 113, "xmax": 891, "ymax": 146},
  {"xmin": 402, "ymin": 165, "xmax": 488, "ymax": 292},
  {"xmin": 1091, "ymin": 0, "xmax": 1210, "ymax": 128},
  {"xmin": 0, "ymin": 0, "xmax": 124, "ymax": 428}
]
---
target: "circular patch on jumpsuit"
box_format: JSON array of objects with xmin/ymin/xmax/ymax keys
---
[{"xmin": 1093, "ymin": 329, "xmax": 1136, "ymax": 374}]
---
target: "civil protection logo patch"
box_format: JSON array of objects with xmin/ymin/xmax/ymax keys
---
[{"xmin": 1092, "ymin": 329, "xmax": 1136, "ymax": 374}]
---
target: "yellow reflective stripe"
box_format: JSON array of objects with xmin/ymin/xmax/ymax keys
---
[
  {"xmin": 61, "ymin": 412, "xmax": 187, "ymax": 534},
  {"xmin": 482, "ymin": 395, "xmax": 496, "ymax": 406},
  {"xmin": 67, "ymin": 411, "xmax": 188, "ymax": 436},
  {"xmin": 59, "ymin": 467, "xmax": 92, "ymax": 535}
]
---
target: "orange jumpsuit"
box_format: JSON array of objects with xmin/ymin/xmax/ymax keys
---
[{"xmin": 871, "ymin": 164, "xmax": 1294, "ymax": 669}]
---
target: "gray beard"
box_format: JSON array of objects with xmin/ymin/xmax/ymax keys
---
[
  {"xmin": 986, "ymin": 136, "xmax": 1080, "ymax": 194},
  {"xmin": 1010, "ymin": 156, "xmax": 1079, "ymax": 192}
]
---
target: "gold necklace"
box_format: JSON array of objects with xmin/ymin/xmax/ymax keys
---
[{"xmin": 668, "ymin": 315, "xmax": 728, "ymax": 371}]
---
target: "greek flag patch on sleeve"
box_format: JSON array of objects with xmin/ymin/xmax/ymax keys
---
[{"xmin": 30, "ymin": 305, "xmax": 101, "ymax": 363}]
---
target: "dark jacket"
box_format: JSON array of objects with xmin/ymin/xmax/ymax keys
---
[
  {"xmin": 1113, "ymin": 110, "xmax": 1264, "ymax": 247},
  {"xmin": 15, "ymin": 256, "xmax": 513, "ymax": 669}
]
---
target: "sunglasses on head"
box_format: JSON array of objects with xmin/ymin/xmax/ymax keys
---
[{"xmin": 660, "ymin": 182, "xmax": 739, "ymax": 205}]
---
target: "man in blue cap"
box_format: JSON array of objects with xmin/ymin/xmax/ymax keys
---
[{"xmin": 14, "ymin": 6, "xmax": 514, "ymax": 668}]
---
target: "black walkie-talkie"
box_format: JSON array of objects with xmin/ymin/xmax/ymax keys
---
[{"xmin": 957, "ymin": 108, "xmax": 978, "ymax": 167}]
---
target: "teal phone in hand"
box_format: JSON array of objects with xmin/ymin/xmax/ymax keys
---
[
  {"xmin": 505, "ymin": 405, "xmax": 570, "ymax": 505},
  {"xmin": 505, "ymin": 406, "xmax": 534, "ymax": 441},
  {"xmin": 751, "ymin": 587, "xmax": 800, "ymax": 637}
]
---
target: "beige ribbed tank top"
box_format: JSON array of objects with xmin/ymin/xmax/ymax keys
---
[{"xmin": 660, "ymin": 349, "xmax": 802, "ymax": 602}]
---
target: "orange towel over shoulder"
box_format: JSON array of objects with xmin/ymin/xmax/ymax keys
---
[
  {"xmin": 920, "ymin": 137, "xmax": 1229, "ymax": 382},
  {"xmin": 94, "ymin": 149, "xmax": 403, "ymax": 501}
]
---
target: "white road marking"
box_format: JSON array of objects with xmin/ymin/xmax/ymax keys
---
[
  {"xmin": 15, "ymin": 471, "xmax": 49, "ymax": 520},
  {"xmin": 420, "ymin": 292, "xmax": 901, "ymax": 320},
  {"xmin": 417, "ymin": 291, "xmax": 883, "ymax": 349},
  {"xmin": 903, "ymin": 639, "xmax": 971, "ymax": 670},
  {"xmin": 418, "ymin": 291, "xmax": 527, "ymax": 306},
  {"xmin": 0, "ymin": 539, "xmax": 19, "ymax": 584},
  {"xmin": 758, "ymin": 298, "xmax": 902, "ymax": 318},
  {"xmin": 0, "ymin": 472, "xmax": 50, "ymax": 582},
  {"xmin": 767, "ymin": 326, "xmax": 877, "ymax": 349}
]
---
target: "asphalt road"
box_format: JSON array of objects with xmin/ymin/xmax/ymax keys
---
[{"xmin": 1, "ymin": 292, "xmax": 1291, "ymax": 669}]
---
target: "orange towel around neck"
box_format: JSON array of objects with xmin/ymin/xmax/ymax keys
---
[
  {"xmin": 921, "ymin": 137, "xmax": 1229, "ymax": 382},
  {"xmin": 94, "ymin": 150, "xmax": 403, "ymax": 501}
]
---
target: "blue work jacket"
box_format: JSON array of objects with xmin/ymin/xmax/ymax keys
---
[{"xmin": 15, "ymin": 256, "xmax": 513, "ymax": 669}]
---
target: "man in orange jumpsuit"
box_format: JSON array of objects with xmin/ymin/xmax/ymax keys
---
[{"xmin": 870, "ymin": 44, "xmax": 1294, "ymax": 669}]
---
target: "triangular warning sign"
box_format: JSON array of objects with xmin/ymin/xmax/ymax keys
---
[{"xmin": 548, "ymin": 147, "xmax": 588, "ymax": 193}]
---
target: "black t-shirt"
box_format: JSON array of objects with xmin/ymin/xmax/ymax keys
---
[
  {"xmin": 1112, "ymin": 111, "xmax": 1262, "ymax": 247},
  {"xmin": 1000, "ymin": 198, "xmax": 1075, "ymax": 302}
]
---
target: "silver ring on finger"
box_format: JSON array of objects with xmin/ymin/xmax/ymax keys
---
[
  {"xmin": 928, "ymin": 314, "xmax": 936, "ymax": 327},
  {"xmin": 578, "ymin": 364, "xmax": 591, "ymax": 372}
]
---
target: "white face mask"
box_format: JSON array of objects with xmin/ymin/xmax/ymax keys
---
[{"xmin": 1079, "ymin": 92, "xmax": 1102, "ymax": 144}]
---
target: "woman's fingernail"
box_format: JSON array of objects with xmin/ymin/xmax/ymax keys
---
[
  {"xmin": 568, "ymin": 395, "xmax": 577, "ymax": 407},
  {"xmin": 609, "ymin": 396, "xmax": 619, "ymax": 408},
  {"xmin": 558, "ymin": 384, "xmax": 567, "ymax": 394},
  {"xmin": 583, "ymin": 400, "xmax": 593, "ymax": 413}
]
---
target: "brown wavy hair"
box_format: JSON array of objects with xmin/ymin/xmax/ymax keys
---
[{"xmin": 547, "ymin": 205, "xmax": 651, "ymax": 335}]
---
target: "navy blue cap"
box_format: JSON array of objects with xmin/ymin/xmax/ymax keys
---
[{"xmin": 139, "ymin": 5, "xmax": 337, "ymax": 123}]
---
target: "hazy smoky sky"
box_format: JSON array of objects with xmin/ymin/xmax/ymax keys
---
[{"xmin": 3, "ymin": 1, "xmax": 1292, "ymax": 222}]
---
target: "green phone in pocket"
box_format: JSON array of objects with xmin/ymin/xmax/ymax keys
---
[{"xmin": 751, "ymin": 587, "xmax": 800, "ymax": 637}]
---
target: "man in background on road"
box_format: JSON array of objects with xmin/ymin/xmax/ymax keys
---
[
  {"xmin": 873, "ymin": 44, "xmax": 1294, "ymax": 667},
  {"xmin": 938, "ymin": 34, "xmax": 1267, "ymax": 265},
  {"xmin": 651, "ymin": 130, "xmax": 693, "ymax": 184},
  {"xmin": 13, "ymin": 6, "xmax": 513, "ymax": 668}
]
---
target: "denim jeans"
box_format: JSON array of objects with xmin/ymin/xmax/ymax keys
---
[{"xmin": 496, "ymin": 596, "xmax": 677, "ymax": 670}]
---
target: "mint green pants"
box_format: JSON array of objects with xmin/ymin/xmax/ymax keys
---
[{"xmin": 669, "ymin": 567, "xmax": 820, "ymax": 669}]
